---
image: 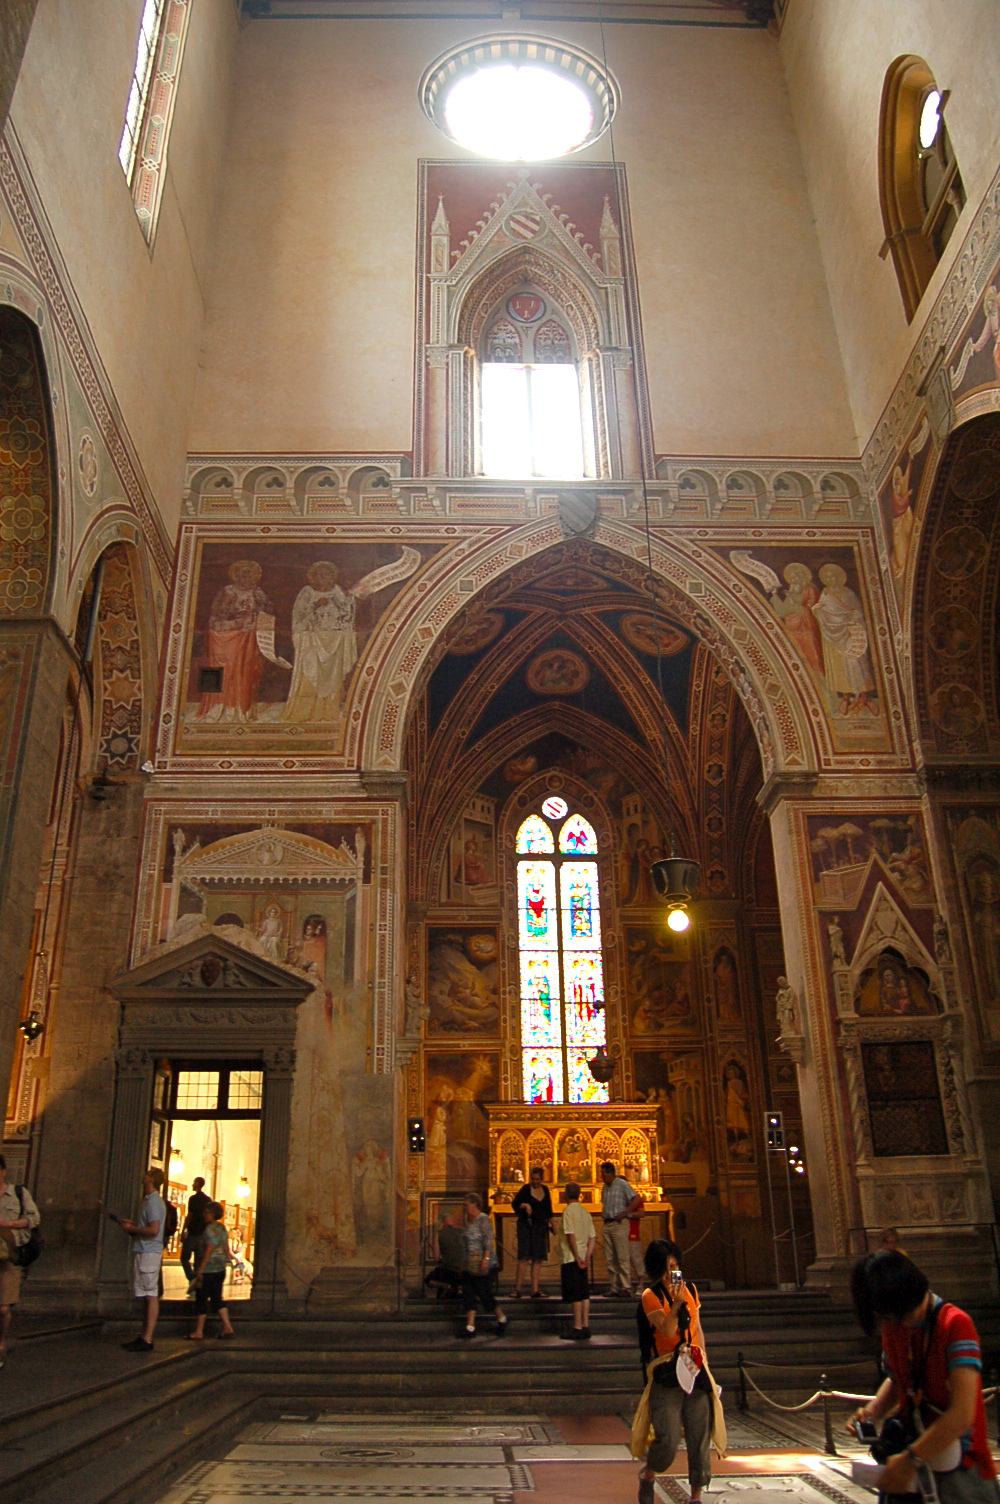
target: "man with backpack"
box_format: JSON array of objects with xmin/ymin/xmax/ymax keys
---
[
  {"xmin": 0, "ymin": 1155, "xmax": 40, "ymax": 1368},
  {"xmin": 119, "ymin": 1167, "xmax": 167, "ymax": 1353}
]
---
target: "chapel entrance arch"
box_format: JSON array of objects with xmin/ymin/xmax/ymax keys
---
[{"xmin": 400, "ymin": 537, "xmax": 815, "ymax": 1288}]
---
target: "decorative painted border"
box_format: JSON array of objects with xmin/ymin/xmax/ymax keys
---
[
  {"xmin": 0, "ymin": 124, "xmax": 172, "ymax": 587},
  {"xmin": 181, "ymin": 458, "xmax": 871, "ymax": 525}
]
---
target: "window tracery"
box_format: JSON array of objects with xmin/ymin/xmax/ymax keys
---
[
  {"xmin": 480, "ymin": 292, "xmax": 585, "ymax": 478},
  {"xmin": 516, "ymin": 805, "xmax": 608, "ymax": 1105}
]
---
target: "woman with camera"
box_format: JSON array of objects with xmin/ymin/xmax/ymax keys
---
[
  {"xmin": 637, "ymin": 1239, "xmax": 713, "ymax": 1504},
  {"xmin": 849, "ymin": 1250, "xmax": 998, "ymax": 1504}
]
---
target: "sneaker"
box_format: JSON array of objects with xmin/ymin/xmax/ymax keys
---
[
  {"xmin": 459, "ymin": 1326, "xmax": 475, "ymax": 1339},
  {"xmin": 559, "ymin": 1328, "xmax": 577, "ymax": 1340},
  {"xmin": 580, "ymin": 1327, "xmax": 592, "ymax": 1340},
  {"xmin": 638, "ymin": 1472, "xmax": 655, "ymax": 1504},
  {"xmin": 495, "ymin": 1318, "xmax": 508, "ymax": 1337},
  {"xmin": 121, "ymin": 1337, "xmax": 153, "ymax": 1353}
]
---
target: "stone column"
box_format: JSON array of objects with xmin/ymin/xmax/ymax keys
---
[
  {"xmin": 424, "ymin": 349, "xmax": 448, "ymax": 477},
  {"xmin": 763, "ymin": 779, "xmax": 858, "ymax": 1288},
  {"xmin": 0, "ymin": 619, "xmax": 74, "ymax": 1110},
  {"xmin": 252, "ymin": 1045, "xmax": 296, "ymax": 1310},
  {"xmin": 97, "ymin": 1047, "xmax": 154, "ymax": 1309},
  {"xmin": 31, "ymin": 776, "xmax": 147, "ymax": 1292}
]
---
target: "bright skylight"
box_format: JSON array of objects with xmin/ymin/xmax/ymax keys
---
[
  {"xmin": 919, "ymin": 88, "xmax": 942, "ymax": 150},
  {"xmin": 481, "ymin": 363, "xmax": 585, "ymax": 479},
  {"xmin": 444, "ymin": 64, "xmax": 594, "ymax": 161}
]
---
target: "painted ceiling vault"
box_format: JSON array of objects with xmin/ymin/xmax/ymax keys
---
[{"xmin": 406, "ymin": 540, "xmax": 769, "ymax": 906}]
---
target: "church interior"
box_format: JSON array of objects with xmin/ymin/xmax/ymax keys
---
[{"xmin": 0, "ymin": 0, "xmax": 1000, "ymax": 1496}]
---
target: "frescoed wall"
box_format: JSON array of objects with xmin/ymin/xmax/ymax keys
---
[
  {"xmin": 720, "ymin": 542, "xmax": 891, "ymax": 754},
  {"xmin": 170, "ymin": 537, "xmax": 439, "ymax": 757}
]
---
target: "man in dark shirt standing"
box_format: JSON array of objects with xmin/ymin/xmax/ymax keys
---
[{"xmin": 181, "ymin": 1177, "xmax": 211, "ymax": 1293}]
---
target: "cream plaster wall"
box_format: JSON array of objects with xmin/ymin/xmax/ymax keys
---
[
  {"xmin": 779, "ymin": 0, "xmax": 1000, "ymax": 448},
  {"xmin": 8, "ymin": 0, "xmax": 239, "ymax": 538},
  {"xmin": 189, "ymin": 16, "xmax": 856, "ymax": 460}
]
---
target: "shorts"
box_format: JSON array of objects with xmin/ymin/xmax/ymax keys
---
[
  {"xmin": 0, "ymin": 1262, "xmax": 22, "ymax": 1307},
  {"xmin": 561, "ymin": 1259, "xmax": 589, "ymax": 1303},
  {"xmin": 516, "ymin": 1220, "xmax": 549, "ymax": 1263},
  {"xmin": 132, "ymin": 1249, "xmax": 163, "ymax": 1299},
  {"xmin": 195, "ymin": 1270, "xmax": 226, "ymax": 1315},
  {"xmin": 462, "ymin": 1271, "xmax": 498, "ymax": 1313}
]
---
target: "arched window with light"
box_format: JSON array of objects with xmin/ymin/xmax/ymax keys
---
[
  {"xmin": 879, "ymin": 57, "xmax": 965, "ymax": 322},
  {"xmin": 480, "ymin": 294, "xmax": 589, "ymax": 480},
  {"xmin": 516, "ymin": 798, "xmax": 608, "ymax": 1105}
]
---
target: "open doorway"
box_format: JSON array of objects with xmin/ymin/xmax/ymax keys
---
[{"xmin": 151, "ymin": 1061, "xmax": 262, "ymax": 1300}]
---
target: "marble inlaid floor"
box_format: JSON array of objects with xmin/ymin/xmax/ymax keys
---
[{"xmin": 156, "ymin": 1410, "xmax": 883, "ymax": 1504}]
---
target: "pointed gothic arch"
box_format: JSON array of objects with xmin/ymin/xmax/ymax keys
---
[
  {"xmin": 364, "ymin": 520, "xmax": 819, "ymax": 779},
  {"xmin": 420, "ymin": 172, "xmax": 642, "ymax": 478}
]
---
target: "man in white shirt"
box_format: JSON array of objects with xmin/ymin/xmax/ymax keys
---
[
  {"xmin": 559, "ymin": 1181, "xmax": 596, "ymax": 1340},
  {"xmin": 120, "ymin": 1168, "xmax": 165, "ymax": 1353},
  {"xmin": 600, "ymin": 1161, "xmax": 642, "ymax": 1296},
  {"xmin": 0, "ymin": 1155, "xmax": 40, "ymax": 1367}
]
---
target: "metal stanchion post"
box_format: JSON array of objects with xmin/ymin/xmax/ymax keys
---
[
  {"xmin": 738, "ymin": 1351, "xmax": 748, "ymax": 1412},
  {"xmin": 763, "ymin": 1113, "xmax": 782, "ymax": 1287},
  {"xmin": 821, "ymin": 1374, "xmax": 837, "ymax": 1457},
  {"xmin": 783, "ymin": 1148, "xmax": 801, "ymax": 1287}
]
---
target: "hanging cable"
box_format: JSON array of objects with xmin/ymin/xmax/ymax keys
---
[{"xmin": 595, "ymin": 0, "xmax": 680, "ymax": 860}]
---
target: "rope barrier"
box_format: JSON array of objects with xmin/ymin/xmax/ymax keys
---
[
  {"xmin": 742, "ymin": 1370, "xmax": 825, "ymax": 1412},
  {"xmin": 741, "ymin": 1357, "xmax": 875, "ymax": 1373}
]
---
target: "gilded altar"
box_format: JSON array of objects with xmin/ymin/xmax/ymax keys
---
[{"xmin": 485, "ymin": 1103, "xmax": 673, "ymax": 1230}]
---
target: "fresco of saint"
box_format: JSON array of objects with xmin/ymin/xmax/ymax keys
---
[{"xmin": 198, "ymin": 560, "xmax": 280, "ymax": 721}]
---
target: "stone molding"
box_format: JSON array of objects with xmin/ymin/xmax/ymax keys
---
[
  {"xmin": 864, "ymin": 164, "xmax": 1000, "ymax": 489},
  {"xmin": 183, "ymin": 458, "xmax": 870, "ymax": 526},
  {"xmin": 0, "ymin": 125, "xmax": 172, "ymax": 586}
]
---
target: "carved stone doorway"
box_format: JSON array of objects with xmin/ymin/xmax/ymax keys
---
[{"xmin": 100, "ymin": 934, "xmax": 311, "ymax": 1313}]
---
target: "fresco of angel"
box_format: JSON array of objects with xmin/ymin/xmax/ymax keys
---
[{"xmin": 283, "ymin": 548, "xmax": 420, "ymax": 723}]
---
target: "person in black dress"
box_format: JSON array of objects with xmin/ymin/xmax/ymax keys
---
[{"xmin": 511, "ymin": 1166, "xmax": 553, "ymax": 1298}]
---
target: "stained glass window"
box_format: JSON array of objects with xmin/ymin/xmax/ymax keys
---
[
  {"xmin": 559, "ymin": 814, "xmax": 597, "ymax": 855},
  {"xmin": 518, "ymin": 805, "xmax": 608, "ymax": 1104},
  {"xmin": 516, "ymin": 814, "xmax": 554, "ymax": 854}
]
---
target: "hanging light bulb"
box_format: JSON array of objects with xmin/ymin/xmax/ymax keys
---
[
  {"xmin": 169, "ymin": 1147, "xmax": 185, "ymax": 1179},
  {"xmin": 237, "ymin": 1175, "xmax": 251, "ymax": 1200},
  {"xmin": 652, "ymin": 855, "xmax": 700, "ymax": 933}
]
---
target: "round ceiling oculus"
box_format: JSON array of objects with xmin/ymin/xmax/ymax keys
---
[{"xmin": 420, "ymin": 35, "xmax": 619, "ymax": 161}]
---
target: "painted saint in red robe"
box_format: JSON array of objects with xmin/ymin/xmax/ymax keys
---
[{"xmin": 198, "ymin": 559, "xmax": 274, "ymax": 720}]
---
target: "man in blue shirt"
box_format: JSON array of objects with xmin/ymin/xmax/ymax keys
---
[
  {"xmin": 600, "ymin": 1161, "xmax": 642, "ymax": 1296},
  {"xmin": 120, "ymin": 1168, "xmax": 165, "ymax": 1352}
]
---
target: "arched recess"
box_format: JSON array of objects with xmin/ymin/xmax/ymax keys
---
[
  {"xmin": 360, "ymin": 518, "xmax": 818, "ymax": 779},
  {"xmin": 879, "ymin": 56, "xmax": 965, "ymax": 323},
  {"xmin": 910, "ymin": 412, "xmax": 1000, "ymax": 763},
  {"xmin": 0, "ymin": 304, "xmax": 58, "ymax": 618},
  {"xmin": 70, "ymin": 520, "xmax": 160, "ymax": 772}
]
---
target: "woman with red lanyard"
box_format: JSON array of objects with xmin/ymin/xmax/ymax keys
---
[
  {"xmin": 849, "ymin": 1251, "xmax": 999, "ymax": 1504},
  {"xmin": 637, "ymin": 1239, "xmax": 712, "ymax": 1504}
]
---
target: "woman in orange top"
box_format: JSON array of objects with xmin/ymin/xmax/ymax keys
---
[{"xmin": 638, "ymin": 1239, "xmax": 712, "ymax": 1504}]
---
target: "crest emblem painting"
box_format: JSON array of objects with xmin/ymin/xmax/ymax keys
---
[
  {"xmin": 506, "ymin": 212, "xmax": 542, "ymax": 242},
  {"xmin": 508, "ymin": 293, "xmax": 545, "ymax": 322}
]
